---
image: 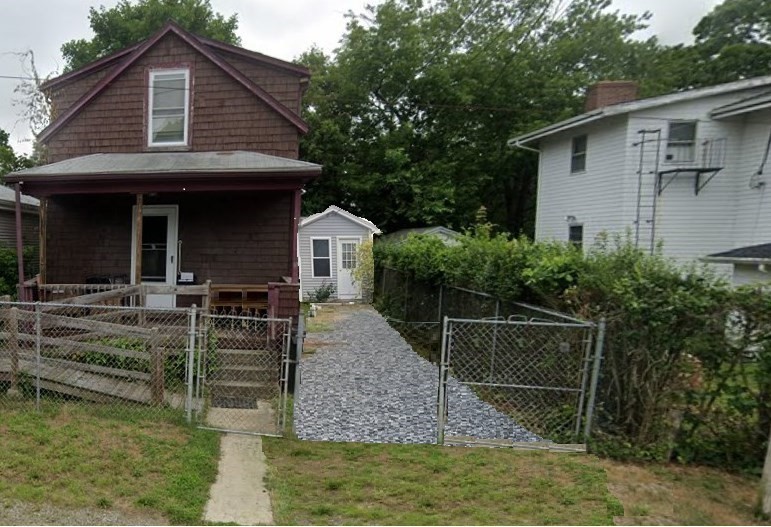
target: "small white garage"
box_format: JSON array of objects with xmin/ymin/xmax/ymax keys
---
[{"xmin": 298, "ymin": 206, "xmax": 381, "ymax": 301}]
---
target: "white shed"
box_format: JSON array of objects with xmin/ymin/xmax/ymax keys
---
[{"xmin": 298, "ymin": 206, "xmax": 381, "ymax": 301}]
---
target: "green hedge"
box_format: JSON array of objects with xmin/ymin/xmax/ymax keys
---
[
  {"xmin": 0, "ymin": 245, "xmax": 37, "ymax": 297},
  {"xmin": 375, "ymin": 230, "xmax": 771, "ymax": 471}
]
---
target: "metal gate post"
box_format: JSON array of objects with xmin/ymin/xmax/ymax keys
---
[
  {"xmin": 185, "ymin": 304, "xmax": 197, "ymax": 424},
  {"xmin": 488, "ymin": 300, "xmax": 500, "ymax": 382},
  {"xmin": 437, "ymin": 316, "xmax": 450, "ymax": 445},
  {"xmin": 277, "ymin": 318, "xmax": 292, "ymax": 436},
  {"xmin": 35, "ymin": 302, "xmax": 41, "ymax": 410},
  {"xmin": 584, "ymin": 318, "xmax": 606, "ymax": 439},
  {"xmin": 292, "ymin": 315, "xmax": 305, "ymax": 435},
  {"xmin": 574, "ymin": 326, "xmax": 595, "ymax": 438}
]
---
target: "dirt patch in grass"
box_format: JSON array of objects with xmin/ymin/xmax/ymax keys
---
[
  {"xmin": 0, "ymin": 403, "xmax": 220, "ymax": 525},
  {"xmin": 263, "ymin": 438, "xmax": 620, "ymax": 525},
  {"xmin": 603, "ymin": 460, "xmax": 762, "ymax": 525}
]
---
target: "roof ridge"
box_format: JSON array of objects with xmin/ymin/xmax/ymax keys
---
[{"xmin": 38, "ymin": 21, "xmax": 309, "ymax": 143}]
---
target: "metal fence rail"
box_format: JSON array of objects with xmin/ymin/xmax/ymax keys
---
[
  {"xmin": 376, "ymin": 267, "xmax": 605, "ymax": 447},
  {"xmin": 195, "ymin": 313, "xmax": 292, "ymax": 436},
  {"xmin": 438, "ymin": 316, "xmax": 603, "ymax": 447},
  {"xmin": 0, "ymin": 301, "xmax": 293, "ymax": 437}
]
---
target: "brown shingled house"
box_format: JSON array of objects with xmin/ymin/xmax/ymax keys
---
[{"xmin": 6, "ymin": 21, "xmax": 321, "ymax": 320}]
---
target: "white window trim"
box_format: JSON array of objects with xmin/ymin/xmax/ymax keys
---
[
  {"xmin": 570, "ymin": 134, "xmax": 588, "ymax": 174},
  {"xmin": 148, "ymin": 68, "xmax": 190, "ymax": 147},
  {"xmin": 310, "ymin": 237, "xmax": 332, "ymax": 278},
  {"xmin": 664, "ymin": 120, "xmax": 698, "ymax": 164}
]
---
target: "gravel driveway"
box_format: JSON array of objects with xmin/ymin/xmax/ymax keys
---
[{"xmin": 295, "ymin": 306, "xmax": 540, "ymax": 444}]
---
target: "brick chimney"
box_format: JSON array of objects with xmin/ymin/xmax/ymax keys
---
[{"xmin": 584, "ymin": 81, "xmax": 639, "ymax": 112}]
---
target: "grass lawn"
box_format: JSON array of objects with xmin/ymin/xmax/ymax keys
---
[
  {"xmin": 263, "ymin": 438, "xmax": 764, "ymax": 526},
  {"xmin": 263, "ymin": 438, "xmax": 622, "ymax": 525},
  {"xmin": 0, "ymin": 402, "xmax": 220, "ymax": 524}
]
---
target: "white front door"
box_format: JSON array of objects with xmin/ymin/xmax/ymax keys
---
[
  {"xmin": 131, "ymin": 205, "xmax": 179, "ymax": 308},
  {"xmin": 336, "ymin": 237, "xmax": 360, "ymax": 300}
]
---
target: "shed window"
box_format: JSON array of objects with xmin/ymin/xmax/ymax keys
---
[
  {"xmin": 571, "ymin": 135, "xmax": 587, "ymax": 173},
  {"xmin": 311, "ymin": 239, "xmax": 331, "ymax": 277},
  {"xmin": 666, "ymin": 121, "xmax": 697, "ymax": 163},
  {"xmin": 148, "ymin": 69, "xmax": 189, "ymax": 146},
  {"xmin": 568, "ymin": 224, "xmax": 583, "ymax": 249}
]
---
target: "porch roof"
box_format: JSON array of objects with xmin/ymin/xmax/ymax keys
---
[{"xmin": 6, "ymin": 151, "xmax": 322, "ymax": 196}]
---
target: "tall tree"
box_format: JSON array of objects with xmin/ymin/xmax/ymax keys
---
[
  {"xmin": 299, "ymin": 0, "xmax": 659, "ymax": 235},
  {"xmin": 61, "ymin": 0, "xmax": 239, "ymax": 71},
  {"xmin": 0, "ymin": 129, "xmax": 34, "ymax": 183},
  {"xmin": 683, "ymin": 0, "xmax": 771, "ymax": 87}
]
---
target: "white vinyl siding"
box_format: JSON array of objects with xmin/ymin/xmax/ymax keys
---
[
  {"xmin": 535, "ymin": 116, "xmax": 628, "ymax": 251},
  {"xmin": 148, "ymin": 69, "xmax": 189, "ymax": 146},
  {"xmin": 534, "ymin": 84, "xmax": 771, "ymax": 285},
  {"xmin": 299, "ymin": 211, "xmax": 375, "ymax": 301}
]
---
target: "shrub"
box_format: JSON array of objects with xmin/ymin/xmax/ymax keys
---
[
  {"xmin": 307, "ymin": 281, "xmax": 336, "ymax": 303},
  {"xmin": 374, "ymin": 229, "xmax": 771, "ymax": 470}
]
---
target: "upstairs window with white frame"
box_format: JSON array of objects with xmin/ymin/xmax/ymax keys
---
[
  {"xmin": 665, "ymin": 121, "xmax": 697, "ymax": 163},
  {"xmin": 148, "ymin": 69, "xmax": 190, "ymax": 146},
  {"xmin": 311, "ymin": 238, "xmax": 331, "ymax": 277},
  {"xmin": 571, "ymin": 135, "xmax": 587, "ymax": 173}
]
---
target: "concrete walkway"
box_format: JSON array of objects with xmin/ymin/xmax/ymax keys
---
[{"xmin": 203, "ymin": 434, "xmax": 274, "ymax": 525}]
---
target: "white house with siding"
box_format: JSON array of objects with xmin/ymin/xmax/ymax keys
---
[
  {"xmin": 298, "ymin": 205, "xmax": 381, "ymax": 301},
  {"xmin": 509, "ymin": 77, "xmax": 771, "ymax": 286}
]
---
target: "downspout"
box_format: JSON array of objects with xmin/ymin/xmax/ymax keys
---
[
  {"xmin": 14, "ymin": 183, "xmax": 25, "ymax": 300},
  {"xmin": 291, "ymin": 189, "xmax": 301, "ymax": 283}
]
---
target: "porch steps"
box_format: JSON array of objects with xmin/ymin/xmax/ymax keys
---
[{"xmin": 208, "ymin": 348, "xmax": 279, "ymax": 408}]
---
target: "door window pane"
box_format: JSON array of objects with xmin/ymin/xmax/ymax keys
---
[
  {"xmin": 142, "ymin": 215, "xmax": 167, "ymax": 282},
  {"xmin": 341, "ymin": 242, "xmax": 357, "ymax": 270}
]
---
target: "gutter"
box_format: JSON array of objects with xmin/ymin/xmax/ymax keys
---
[{"xmin": 701, "ymin": 256, "xmax": 771, "ymax": 265}]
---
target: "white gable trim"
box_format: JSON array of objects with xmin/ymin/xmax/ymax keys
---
[
  {"xmin": 510, "ymin": 74, "xmax": 771, "ymax": 146},
  {"xmin": 300, "ymin": 205, "xmax": 381, "ymax": 234}
]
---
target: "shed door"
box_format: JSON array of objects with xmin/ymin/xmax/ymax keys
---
[
  {"xmin": 336, "ymin": 237, "xmax": 360, "ymax": 300},
  {"xmin": 131, "ymin": 205, "xmax": 179, "ymax": 308}
]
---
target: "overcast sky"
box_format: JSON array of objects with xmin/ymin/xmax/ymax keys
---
[{"xmin": 0, "ymin": 0, "xmax": 723, "ymax": 155}]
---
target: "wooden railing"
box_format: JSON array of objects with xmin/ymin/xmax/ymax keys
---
[{"xmin": 28, "ymin": 280, "xmax": 299, "ymax": 320}]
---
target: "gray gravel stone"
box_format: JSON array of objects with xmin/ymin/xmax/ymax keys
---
[{"xmin": 295, "ymin": 307, "xmax": 541, "ymax": 444}]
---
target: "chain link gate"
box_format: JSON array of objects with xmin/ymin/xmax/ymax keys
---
[
  {"xmin": 193, "ymin": 312, "xmax": 292, "ymax": 436},
  {"xmin": 437, "ymin": 315, "xmax": 604, "ymax": 450}
]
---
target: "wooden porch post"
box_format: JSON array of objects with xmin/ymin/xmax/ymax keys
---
[
  {"xmin": 134, "ymin": 194, "xmax": 143, "ymax": 285},
  {"xmin": 14, "ymin": 184, "xmax": 25, "ymax": 300},
  {"xmin": 291, "ymin": 189, "xmax": 301, "ymax": 283},
  {"xmin": 39, "ymin": 198, "xmax": 47, "ymax": 287}
]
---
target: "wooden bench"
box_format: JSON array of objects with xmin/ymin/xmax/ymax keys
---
[{"xmin": 209, "ymin": 284, "xmax": 269, "ymax": 315}]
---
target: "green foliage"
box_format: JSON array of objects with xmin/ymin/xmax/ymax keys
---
[
  {"xmin": 375, "ymin": 230, "xmax": 771, "ymax": 470},
  {"xmin": 307, "ymin": 281, "xmax": 336, "ymax": 303},
  {"xmin": 0, "ymin": 245, "xmax": 37, "ymax": 297},
  {"xmin": 299, "ymin": 0, "xmax": 658, "ymax": 236},
  {"xmin": 0, "ymin": 129, "xmax": 34, "ymax": 183},
  {"xmin": 351, "ymin": 240, "xmax": 375, "ymax": 303},
  {"xmin": 61, "ymin": 0, "xmax": 240, "ymax": 71}
]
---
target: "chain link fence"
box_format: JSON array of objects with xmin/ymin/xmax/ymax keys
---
[
  {"xmin": 439, "ymin": 316, "xmax": 602, "ymax": 447},
  {"xmin": 375, "ymin": 267, "xmax": 604, "ymax": 447},
  {"xmin": 0, "ymin": 301, "xmax": 293, "ymax": 436},
  {"xmin": 196, "ymin": 313, "xmax": 292, "ymax": 436}
]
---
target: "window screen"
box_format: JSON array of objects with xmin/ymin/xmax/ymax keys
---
[
  {"xmin": 568, "ymin": 224, "xmax": 583, "ymax": 249},
  {"xmin": 149, "ymin": 70, "xmax": 189, "ymax": 145}
]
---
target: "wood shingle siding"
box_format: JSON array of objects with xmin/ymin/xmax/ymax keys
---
[
  {"xmin": 45, "ymin": 192, "xmax": 293, "ymax": 285},
  {"xmin": 45, "ymin": 33, "xmax": 302, "ymax": 163}
]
